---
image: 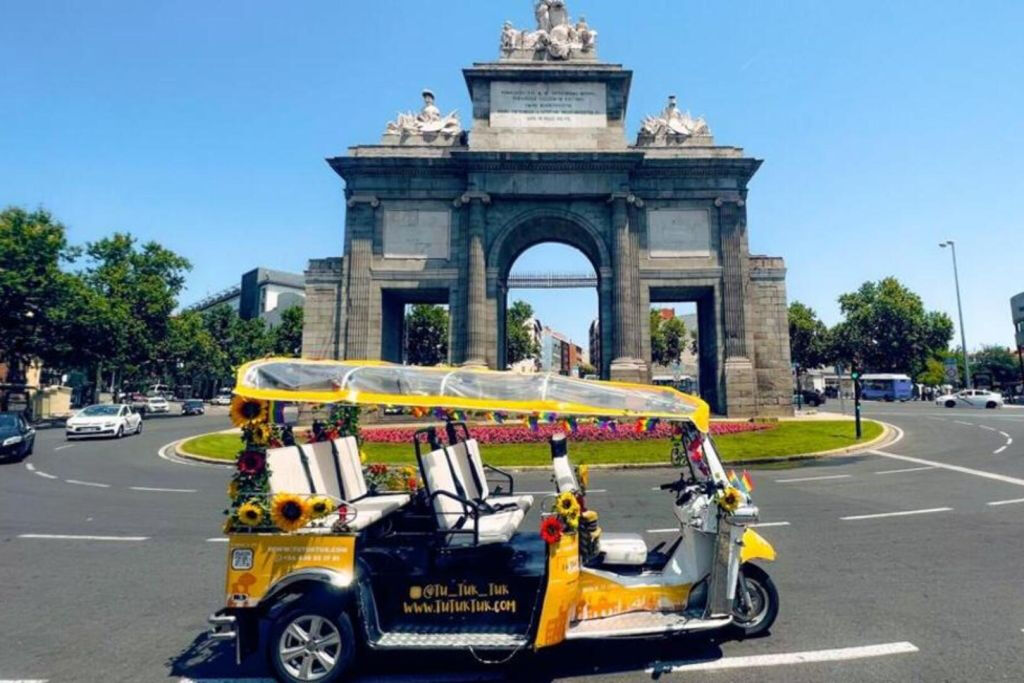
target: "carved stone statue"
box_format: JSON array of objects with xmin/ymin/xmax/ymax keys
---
[
  {"xmin": 636, "ymin": 95, "xmax": 713, "ymax": 146},
  {"xmin": 382, "ymin": 89, "xmax": 462, "ymax": 144},
  {"xmin": 500, "ymin": 0, "xmax": 597, "ymax": 61}
]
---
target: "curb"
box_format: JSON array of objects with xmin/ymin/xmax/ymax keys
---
[{"xmin": 173, "ymin": 419, "xmax": 892, "ymax": 471}]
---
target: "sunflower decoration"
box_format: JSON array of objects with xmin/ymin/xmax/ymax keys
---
[
  {"xmin": 717, "ymin": 485, "xmax": 744, "ymax": 513},
  {"xmin": 270, "ymin": 493, "xmax": 312, "ymax": 532},
  {"xmin": 246, "ymin": 422, "xmax": 273, "ymax": 447},
  {"xmin": 227, "ymin": 479, "xmax": 239, "ymax": 499},
  {"xmin": 576, "ymin": 463, "xmax": 590, "ymax": 492},
  {"xmin": 553, "ymin": 491, "xmax": 581, "ymax": 531},
  {"xmin": 230, "ymin": 396, "xmax": 269, "ymax": 428},
  {"xmin": 237, "ymin": 499, "xmax": 266, "ymax": 528},
  {"xmin": 309, "ymin": 495, "xmax": 336, "ymax": 519}
]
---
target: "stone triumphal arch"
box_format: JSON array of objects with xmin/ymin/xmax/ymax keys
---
[{"xmin": 301, "ymin": 2, "xmax": 792, "ymax": 416}]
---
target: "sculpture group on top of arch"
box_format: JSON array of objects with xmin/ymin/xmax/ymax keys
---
[
  {"xmin": 500, "ymin": 1, "xmax": 597, "ymax": 61},
  {"xmin": 382, "ymin": 89, "xmax": 462, "ymax": 144}
]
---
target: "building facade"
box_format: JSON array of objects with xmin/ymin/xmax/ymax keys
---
[
  {"xmin": 301, "ymin": 4, "xmax": 792, "ymax": 416},
  {"xmin": 184, "ymin": 267, "xmax": 305, "ymax": 326}
]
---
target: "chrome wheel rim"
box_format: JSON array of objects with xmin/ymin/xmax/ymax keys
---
[
  {"xmin": 278, "ymin": 614, "xmax": 342, "ymax": 681},
  {"xmin": 733, "ymin": 576, "xmax": 769, "ymax": 628}
]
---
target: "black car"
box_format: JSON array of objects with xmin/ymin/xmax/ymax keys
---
[
  {"xmin": 0, "ymin": 412, "xmax": 36, "ymax": 461},
  {"xmin": 181, "ymin": 399, "xmax": 205, "ymax": 416},
  {"xmin": 794, "ymin": 389, "xmax": 826, "ymax": 407}
]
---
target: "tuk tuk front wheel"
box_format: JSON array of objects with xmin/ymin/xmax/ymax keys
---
[
  {"xmin": 268, "ymin": 604, "xmax": 355, "ymax": 683},
  {"xmin": 730, "ymin": 563, "xmax": 778, "ymax": 638}
]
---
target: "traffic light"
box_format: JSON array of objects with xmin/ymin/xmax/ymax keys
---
[{"xmin": 850, "ymin": 369, "xmax": 861, "ymax": 381}]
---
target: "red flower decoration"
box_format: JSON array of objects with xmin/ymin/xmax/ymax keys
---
[
  {"xmin": 540, "ymin": 516, "xmax": 563, "ymax": 545},
  {"xmin": 237, "ymin": 450, "xmax": 266, "ymax": 476}
]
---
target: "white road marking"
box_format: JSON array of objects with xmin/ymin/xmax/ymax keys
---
[
  {"xmin": 979, "ymin": 425, "xmax": 996, "ymax": 431},
  {"xmin": 994, "ymin": 446, "xmax": 1008, "ymax": 454},
  {"xmin": 34, "ymin": 471, "xmax": 58, "ymax": 480},
  {"xmin": 874, "ymin": 466, "xmax": 936, "ymax": 475},
  {"xmin": 775, "ymin": 474, "xmax": 852, "ymax": 483},
  {"xmin": 18, "ymin": 534, "xmax": 148, "ymax": 541},
  {"xmin": 954, "ymin": 420, "xmax": 974, "ymax": 426},
  {"xmin": 129, "ymin": 486, "xmax": 197, "ymax": 493},
  {"xmin": 751, "ymin": 521, "xmax": 791, "ymax": 528},
  {"xmin": 54, "ymin": 444, "xmax": 75, "ymax": 451},
  {"xmin": 205, "ymin": 537, "xmax": 229, "ymax": 542},
  {"xmin": 841, "ymin": 507, "xmax": 952, "ymax": 521},
  {"xmin": 0, "ymin": 679, "xmax": 50, "ymax": 682},
  {"xmin": 987, "ymin": 498, "xmax": 1024, "ymax": 507},
  {"xmin": 870, "ymin": 448, "xmax": 1024, "ymax": 488},
  {"xmin": 646, "ymin": 641, "xmax": 919, "ymax": 673},
  {"xmin": 647, "ymin": 528, "xmax": 679, "ymax": 534},
  {"xmin": 65, "ymin": 479, "xmax": 110, "ymax": 488},
  {"xmin": 520, "ymin": 488, "xmax": 606, "ymax": 494},
  {"xmin": 158, "ymin": 439, "xmax": 232, "ymax": 468},
  {"xmin": 24, "ymin": 462, "xmax": 35, "ymax": 471},
  {"xmin": 999, "ymin": 431, "xmax": 1011, "ymax": 438}
]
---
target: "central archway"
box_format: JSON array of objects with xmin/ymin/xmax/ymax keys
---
[{"xmin": 488, "ymin": 210, "xmax": 613, "ymax": 376}]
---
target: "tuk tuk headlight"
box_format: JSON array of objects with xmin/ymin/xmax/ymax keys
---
[{"xmin": 231, "ymin": 548, "xmax": 254, "ymax": 570}]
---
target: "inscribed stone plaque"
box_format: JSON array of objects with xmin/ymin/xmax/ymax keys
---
[
  {"xmin": 648, "ymin": 209, "xmax": 711, "ymax": 257},
  {"xmin": 382, "ymin": 210, "xmax": 450, "ymax": 260},
  {"xmin": 490, "ymin": 81, "xmax": 607, "ymax": 128}
]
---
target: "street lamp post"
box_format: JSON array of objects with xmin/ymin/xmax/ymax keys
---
[{"xmin": 939, "ymin": 240, "xmax": 971, "ymax": 389}]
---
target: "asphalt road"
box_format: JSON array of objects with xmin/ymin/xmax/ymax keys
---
[{"xmin": 2, "ymin": 401, "xmax": 1024, "ymax": 682}]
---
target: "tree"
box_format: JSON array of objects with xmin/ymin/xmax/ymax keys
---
[
  {"xmin": 650, "ymin": 309, "xmax": 687, "ymax": 366},
  {"xmin": 81, "ymin": 233, "xmax": 192, "ymax": 389},
  {"xmin": 788, "ymin": 301, "xmax": 832, "ymax": 369},
  {"xmin": 272, "ymin": 306, "xmax": 304, "ymax": 357},
  {"xmin": 506, "ymin": 300, "xmax": 539, "ymax": 366},
  {"xmin": 916, "ymin": 356, "xmax": 946, "ymax": 386},
  {"xmin": 830, "ymin": 277, "xmax": 953, "ymax": 376},
  {"xmin": 0, "ymin": 208, "xmax": 80, "ymax": 382},
  {"xmin": 201, "ymin": 305, "xmax": 272, "ymax": 375},
  {"xmin": 163, "ymin": 311, "xmax": 224, "ymax": 387},
  {"xmin": 970, "ymin": 345, "xmax": 1019, "ymax": 385},
  {"xmin": 405, "ymin": 304, "xmax": 448, "ymax": 366}
]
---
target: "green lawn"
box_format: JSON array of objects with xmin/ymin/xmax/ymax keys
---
[{"xmin": 180, "ymin": 420, "xmax": 882, "ymax": 466}]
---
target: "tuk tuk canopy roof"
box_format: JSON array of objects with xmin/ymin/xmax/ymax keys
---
[{"xmin": 234, "ymin": 358, "xmax": 710, "ymax": 432}]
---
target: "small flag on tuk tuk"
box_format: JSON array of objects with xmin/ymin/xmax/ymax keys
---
[
  {"xmin": 269, "ymin": 400, "xmax": 287, "ymax": 424},
  {"xmin": 741, "ymin": 470, "xmax": 755, "ymax": 493}
]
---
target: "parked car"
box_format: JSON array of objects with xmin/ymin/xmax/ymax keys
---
[
  {"xmin": 181, "ymin": 399, "xmax": 205, "ymax": 416},
  {"xmin": 66, "ymin": 404, "xmax": 143, "ymax": 439},
  {"xmin": 793, "ymin": 389, "xmax": 826, "ymax": 407},
  {"xmin": 129, "ymin": 392, "xmax": 148, "ymax": 413},
  {"xmin": 935, "ymin": 389, "xmax": 1004, "ymax": 409},
  {"xmin": 145, "ymin": 396, "xmax": 170, "ymax": 414},
  {"xmin": 0, "ymin": 412, "xmax": 35, "ymax": 461},
  {"xmin": 210, "ymin": 392, "xmax": 232, "ymax": 406}
]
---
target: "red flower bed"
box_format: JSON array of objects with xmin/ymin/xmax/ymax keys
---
[{"xmin": 361, "ymin": 420, "xmax": 773, "ymax": 444}]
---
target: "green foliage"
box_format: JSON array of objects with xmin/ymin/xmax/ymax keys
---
[
  {"xmin": 788, "ymin": 301, "xmax": 832, "ymax": 369},
  {"xmin": 830, "ymin": 277, "xmax": 953, "ymax": 375},
  {"xmin": 163, "ymin": 311, "xmax": 224, "ymax": 384},
  {"xmin": 0, "ymin": 208, "xmax": 81, "ymax": 379},
  {"xmin": 650, "ymin": 309, "xmax": 687, "ymax": 366},
  {"xmin": 201, "ymin": 305, "xmax": 272, "ymax": 374},
  {"xmin": 506, "ymin": 300, "xmax": 539, "ymax": 366},
  {"xmin": 271, "ymin": 305, "xmax": 304, "ymax": 357},
  {"xmin": 969, "ymin": 345, "xmax": 1020, "ymax": 385},
  {"xmin": 916, "ymin": 357, "xmax": 947, "ymax": 385},
  {"xmin": 405, "ymin": 304, "xmax": 448, "ymax": 366}
]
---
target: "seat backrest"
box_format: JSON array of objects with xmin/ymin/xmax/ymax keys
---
[
  {"xmin": 299, "ymin": 442, "xmax": 343, "ymax": 500},
  {"xmin": 464, "ymin": 439, "xmax": 491, "ymax": 498},
  {"xmin": 421, "ymin": 447, "xmax": 467, "ymax": 531},
  {"xmin": 448, "ymin": 441, "xmax": 486, "ymax": 501},
  {"xmin": 332, "ymin": 437, "xmax": 368, "ymax": 500},
  {"xmin": 551, "ymin": 453, "xmax": 577, "ymax": 494},
  {"xmin": 267, "ymin": 446, "xmax": 315, "ymax": 496}
]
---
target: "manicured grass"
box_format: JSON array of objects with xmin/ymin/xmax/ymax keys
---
[{"xmin": 180, "ymin": 420, "xmax": 882, "ymax": 465}]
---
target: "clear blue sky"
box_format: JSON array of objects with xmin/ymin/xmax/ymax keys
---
[{"xmin": 3, "ymin": 1, "xmax": 1022, "ymax": 351}]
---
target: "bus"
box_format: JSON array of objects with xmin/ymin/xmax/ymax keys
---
[{"xmin": 860, "ymin": 373, "xmax": 914, "ymax": 401}]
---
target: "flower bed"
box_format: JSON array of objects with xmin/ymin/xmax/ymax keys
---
[{"xmin": 361, "ymin": 420, "xmax": 773, "ymax": 444}]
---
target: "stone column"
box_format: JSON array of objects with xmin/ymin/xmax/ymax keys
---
[
  {"xmin": 609, "ymin": 192, "xmax": 646, "ymax": 382},
  {"xmin": 343, "ymin": 194, "xmax": 378, "ymax": 360},
  {"xmin": 717, "ymin": 195, "xmax": 756, "ymax": 417},
  {"xmin": 459, "ymin": 192, "xmax": 490, "ymax": 367}
]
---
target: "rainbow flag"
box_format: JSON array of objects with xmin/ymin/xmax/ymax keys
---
[
  {"xmin": 741, "ymin": 470, "xmax": 755, "ymax": 493},
  {"xmin": 268, "ymin": 400, "xmax": 287, "ymax": 424}
]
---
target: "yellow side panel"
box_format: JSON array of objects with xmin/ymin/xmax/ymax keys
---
[
  {"xmin": 740, "ymin": 529, "xmax": 776, "ymax": 563},
  {"xmin": 575, "ymin": 571, "xmax": 690, "ymax": 621},
  {"xmin": 224, "ymin": 534, "xmax": 356, "ymax": 608},
  {"xmin": 534, "ymin": 535, "xmax": 581, "ymax": 649}
]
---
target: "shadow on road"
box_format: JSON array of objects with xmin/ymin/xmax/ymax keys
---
[{"xmin": 166, "ymin": 629, "xmax": 733, "ymax": 681}]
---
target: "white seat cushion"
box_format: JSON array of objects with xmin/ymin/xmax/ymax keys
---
[
  {"xmin": 454, "ymin": 440, "xmax": 532, "ymax": 513},
  {"xmin": 267, "ymin": 446, "xmax": 314, "ymax": 496},
  {"xmin": 597, "ymin": 532, "xmax": 647, "ymax": 566},
  {"xmin": 488, "ymin": 494, "xmax": 535, "ymax": 512},
  {"xmin": 450, "ymin": 507, "xmax": 525, "ymax": 546}
]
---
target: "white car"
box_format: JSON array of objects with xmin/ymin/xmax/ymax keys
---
[
  {"xmin": 66, "ymin": 404, "xmax": 143, "ymax": 439},
  {"xmin": 210, "ymin": 394, "xmax": 232, "ymax": 406},
  {"xmin": 935, "ymin": 389, "xmax": 1004, "ymax": 410},
  {"xmin": 145, "ymin": 396, "xmax": 170, "ymax": 413}
]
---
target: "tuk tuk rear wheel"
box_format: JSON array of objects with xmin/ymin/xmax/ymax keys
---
[
  {"xmin": 730, "ymin": 563, "xmax": 778, "ymax": 638},
  {"xmin": 268, "ymin": 604, "xmax": 355, "ymax": 683}
]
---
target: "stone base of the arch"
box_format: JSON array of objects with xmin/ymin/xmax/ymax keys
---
[
  {"xmin": 609, "ymin": 357, "xmax": 650, "ymax": 385},
  {"xmin": 724, "ymin": 356, "xmax": 757, "ymax": 418}
]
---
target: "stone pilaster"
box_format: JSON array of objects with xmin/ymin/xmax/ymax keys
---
[
  {"xmin": 301, "ymin": 257, "xmax": 345, "ymax": 360},
  {"xmin": 342, "ymin": 194, "xmax": 378, "ymax": 360},
  {"xmin": 717, "ymin": 195, "xmax": 756, "ymax": 416},
  {"xmin": 609, "ymin": 192, "xmax": 647, "ymax": 382},
  {"xmin": 458, "ymin": 191, "xmax": 490, "ymax": 367}
]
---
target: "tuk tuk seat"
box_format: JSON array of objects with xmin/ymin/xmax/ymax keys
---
[
  {"xmin": 551, "ymin": 450, "xmax": 648, "ymax": 566},
  {"xmin": 448, "ymin": 440, "xmax": 533, "ymax": 513},
  {"xmin": 421, "ymin": 446, "xmax": 524, "ymax": 546}
]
